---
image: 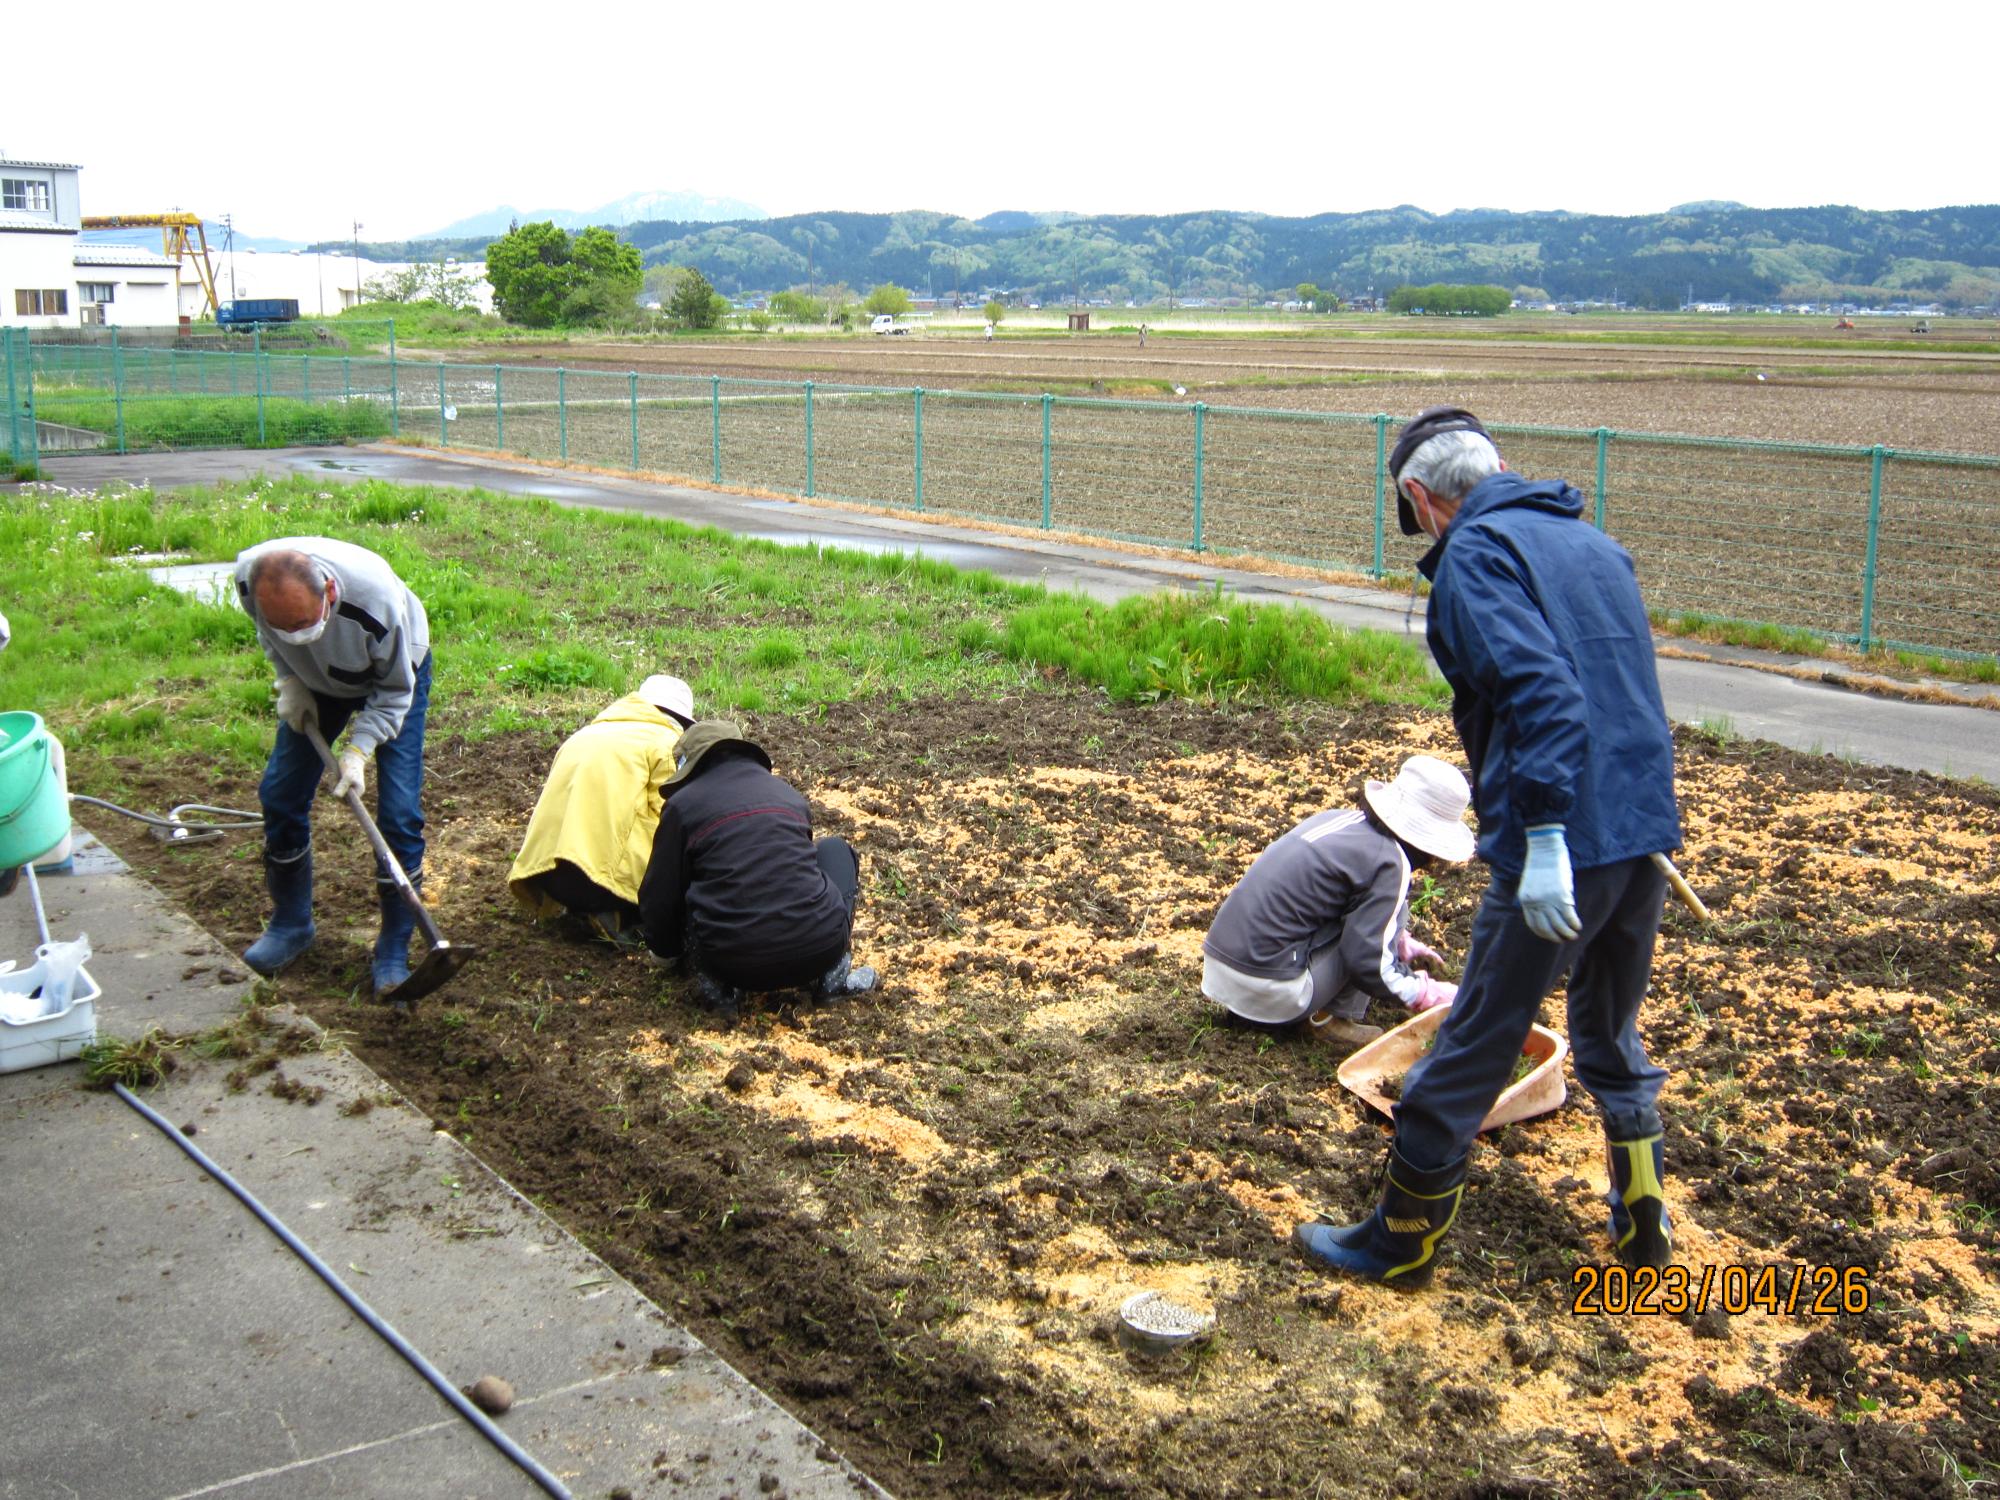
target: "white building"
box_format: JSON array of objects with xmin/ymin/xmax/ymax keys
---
[
  {"xmin": 188, "ymin": 248, "xmax": 495, "ymax": 320},
  {"xmin": 2, "ymin": 158, "xmax": 180, "ymax": 328}
]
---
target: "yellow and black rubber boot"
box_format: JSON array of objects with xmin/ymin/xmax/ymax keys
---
[
  {"xmin": 1293, "ymin": 1145, "xmax": 1468, "ymax": 1289},
  {"xmin": 1605, "ymin": 1109, "xmax": 1673, "ymax": 1267}
]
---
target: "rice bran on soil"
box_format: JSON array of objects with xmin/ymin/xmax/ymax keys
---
[{"xmin": 87, "ymin": 691, "xmax": 2000, "ymax": 1499}]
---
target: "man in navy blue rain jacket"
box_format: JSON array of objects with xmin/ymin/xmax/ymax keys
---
[{"xmin": 1296, "ymin": 407, "xmax": 1684, "ymax": 1289}]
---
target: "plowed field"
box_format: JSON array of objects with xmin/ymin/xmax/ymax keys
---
[{"xmin": 96, "ymin": 691, "xmax": 2000, "ymax": 1499}]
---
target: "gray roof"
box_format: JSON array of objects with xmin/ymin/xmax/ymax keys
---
[
  {"xmin": 0, "ymin": 212, "xmax": 73, "ymax": 233},
  {"xmin": 0, "ymin": 159, "xmax": 82, "ymax": 171},
  {"xmin": 74, "ymin": 245, "xmax": 179, "ymax": 268}
]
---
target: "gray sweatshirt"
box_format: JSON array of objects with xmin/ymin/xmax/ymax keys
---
[
  {"xmin": 1203, "ymin": 809, "xmax": 1426, "ymax": 1009},
  {"xmin": 234, "ymin": 537, "xmax": 430, "ymax": 756}
]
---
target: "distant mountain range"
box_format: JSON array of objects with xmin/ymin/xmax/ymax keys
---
[
  {"xmin": 421, "ymin": 189, "xmax": 766, "ymax": 239},
  {"xmin": 341, "ymin": 202, "xmax": 2000, "ymax": 309}
]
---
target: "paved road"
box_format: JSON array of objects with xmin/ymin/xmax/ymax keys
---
[{"xmin": 27, "ymin": 444, "xmax": 2000, "ymax": 784}]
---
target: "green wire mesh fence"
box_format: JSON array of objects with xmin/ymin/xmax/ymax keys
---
[{"xmin": 5, "ymin": 331, "xmax": 1996, "ymax": 662}]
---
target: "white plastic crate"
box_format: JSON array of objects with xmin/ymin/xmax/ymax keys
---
[{"xmin": 0, "ymin": 959, "xmax": 101, "ymax": 1073}]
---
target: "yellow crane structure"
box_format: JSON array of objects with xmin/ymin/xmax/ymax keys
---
[{"xmin": 78, "ymin": 213, "xmax": 220, "ymax": 316}]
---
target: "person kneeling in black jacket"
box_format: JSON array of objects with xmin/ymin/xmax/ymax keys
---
[{"xmin": 638, "ymin": 720, "xmax": 877, "ymax": 1015}]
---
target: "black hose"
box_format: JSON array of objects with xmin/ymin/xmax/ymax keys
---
[
  {"xmin": 111, "ymin": 1082, "xmax": 573, "ymax": 1499},
  {"xmin": 68, "ymin": 793, "xmax": 262, "ymax": 836}
]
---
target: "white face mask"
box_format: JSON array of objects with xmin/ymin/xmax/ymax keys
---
[{"xmin": 271, "ymin": 580, "xmax": 337, "ymax": 645}]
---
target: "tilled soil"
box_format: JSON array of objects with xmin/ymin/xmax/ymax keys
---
[
  {"xmin": 426, "ymin": 333, "xmax": 2000, "ymax": 454},
  {"xmin": 92, "ymin": 694, "xmax": 2000, "ymax": 1499}
]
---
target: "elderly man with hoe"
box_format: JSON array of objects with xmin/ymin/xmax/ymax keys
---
[
  {"xmin": 507, "ymin": 673, "xmax": 695, "ymax": 950},
  {"xmin": 639, "ymin": 720, "xmax": 878, "ymax": 1017},
  {"xmin": 1295, "ymin": 408, "xmax": 1683, "ymax": 1288},
  {"xmin": 234, "ymin": 538, "xmax": 433, "ymax": 998},
  {"xmin": 1201, "ymin": 755, "xmax": 1474, "ymax": 1050}
]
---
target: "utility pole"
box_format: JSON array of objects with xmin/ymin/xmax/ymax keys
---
[
  {"xmin": 352, "ymin": 220, "xmax": 364, "ymax": 311},
  {"xmin": 222, "ymin": 213, "xmax": 237, "ymax": 301}
]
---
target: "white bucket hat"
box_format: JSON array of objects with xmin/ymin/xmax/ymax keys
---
[
  {"xmin": 1363, "ymin": 755, "xmax": 1475, "ymax": 863},
  {"xmin": 638, "ymin": 674, "xmax": 694, "ymax": 724}
]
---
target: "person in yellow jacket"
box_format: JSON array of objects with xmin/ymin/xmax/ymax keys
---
[{"xmin": 508, "ymin": 674, "xmax": 695, "ymax": 946}]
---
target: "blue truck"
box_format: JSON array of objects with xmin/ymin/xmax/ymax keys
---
[{"xmin": 215, "ymin": 298, "xmax": 300, "ymax": 327}]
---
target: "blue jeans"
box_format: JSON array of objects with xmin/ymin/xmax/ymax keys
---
[
  {"xmin": 259, "ymin": 654, "xmax": 431, "ymax": 877},
  {"xmin": 1393, "ymin": 856, "xmax": 1669, "ymax": 1170}
]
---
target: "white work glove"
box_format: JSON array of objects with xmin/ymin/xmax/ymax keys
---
[
  {"xmin": 330, "ymin": 747, "xmax": 368, "ymax": 801},
  {"xmin": 1518, "ymin": 825, "xmax": 1582, "ymax": 942},
  {"xmin": 0, "ymin": 608, "xmax": 10, "ymax": 651},
  {"xmin": 274, "ymin": 677, "xmax": 317, "ymax": 734},
  {"xmin": 1409, "ymin": 974, "xmax": 1458, "ymax": 1012},
  {"xmin": 1396, "ymin": 931, "xmax": 1443, "ymax": 970}
]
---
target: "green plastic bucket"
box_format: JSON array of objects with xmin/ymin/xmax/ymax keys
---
[{"xmin": 0, "ymin": 712, "xmax": 67, "ymax": 870}]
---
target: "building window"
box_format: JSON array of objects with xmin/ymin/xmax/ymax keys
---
[
  {"xmin": 13, "ymin": 289, "xmax": 70, "ymax": 315},
  {"xmin": 2, "ymin": 178, "xmax": 52, "ymax": 213},
  {"xmin": 79, "ymin": 282, "xmax": 115, "ymax": 303}
]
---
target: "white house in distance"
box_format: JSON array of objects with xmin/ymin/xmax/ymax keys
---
[
  {"xmin": 2, "ymin": 158, "xmax": 180, "ymax": 328},
  {"xmin": 3, "ymin": 154, "xmax": 495, "ymax": 328}
]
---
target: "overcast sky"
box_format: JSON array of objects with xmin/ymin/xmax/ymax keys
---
[{"xmin": 7, "ymin": 0, "xmax": 1991, "ymax": 241}]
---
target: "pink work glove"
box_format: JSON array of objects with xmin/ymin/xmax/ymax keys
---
[
  {"xmin": 1409, "ymin": 975, "xmax": 1458, "ymax": 1012},
  {"xmin": 1396, "ymin": 931, "xmax": 1444, "ymax": 970}
]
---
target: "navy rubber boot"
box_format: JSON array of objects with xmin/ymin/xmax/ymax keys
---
[
  {"xmin": 1294, "ymin": 1145, "xmax": 1468, "ymax": 1289},
  {"xmin": 244, "ymin": 849, "xmax": 316, "ymax": 977},
  {"xmin": 1605, "ymin": 1110, "xmax": 1674, "ymax": 1268},
  {"xmin": 812, "ymin": 952, "xmax": 878, "ymax": 1001},
  {"xmin": 372, "ymin": 873, "xmax": 420, "ymax": 999}
]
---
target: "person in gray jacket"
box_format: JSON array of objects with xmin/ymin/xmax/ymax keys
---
[
  {"xmin": 1202, "ymin": 756, "xmax": 1474, "ymax": 1050},
  {"xmin": 233, "ymin": 537, "xmax": 432, "ymax": 997}
]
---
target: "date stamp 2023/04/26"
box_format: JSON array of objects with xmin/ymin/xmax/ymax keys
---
[{"xmin": 1570, "ymin": 1263, "xmax": 1873, "ymax": 1317}]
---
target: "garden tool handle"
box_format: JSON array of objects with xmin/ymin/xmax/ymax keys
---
[
  {"xmin": 1649, "ymin": 851, "xmax": 1711, "ymax": 922},
  {"xmin": 301, "ymin": 724, "xmax": 446, "ymax": 950}
]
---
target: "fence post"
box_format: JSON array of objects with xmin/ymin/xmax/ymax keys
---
[
  {"xmin": 437, "ymin": 362, "xmax": 448, "ymax": 445},
  {"xmin": 389, "ymin": 342, "xmax": 399, "ymax": 436},
  {"xmin": 111, "ymin": 328, "xmax": 126, "ymax": 454},
  {"xmin": 343, "ymin": 356, "xmax": 351, "ymax": 404},
  {"xmin": 1192, "ymin": 402, "xmax": 1207, "ymax": 552},
  {"xmin": 1372, "ymin": 414, "xmax": 1389, "ymax": 578},
  {"xmin": 1859, "ymin": 445, "xmax": 1886, "ymax": 651},
  {"xmin": 1041, "ymin": 394, "xmax": 1053, "ymax": 529},
  {"xmin": 629, "ymin": 371, "xmax": 639, "ymax": 470},
  {"xmin": 301, "ymin": 352, "xmax": 311, "ymax": 403},
  {"xmin": 494, "ymin": 365, "xmax": 504, "ymax": 450},
  {"xmin": 388, "ymin": 319, "xmax": 396, "ymax": 362},
  {"xmin": 558, "ymin": 367, "xmax": 568, "ymax": 461},
  {"xmin": 804, "ymin": 381, "xmax": 815, "ymax": 498},
  {"xmin": 254, "ymin": 326, "xmax": 261, "ymax": 361},
  {"xmin": 4, "ymin": 330, "xmax": 18, "ymax": 465},
  {"xmin": 913, "ymin": 387, "xmax": 924, "ymax": 511},
  {"xmin": 711, "ymin": 375, "xmax": 722, "ymax": 483},
  {"xmin": 255, "ymin": 348, "xmax": 266, "ymax": 446},
  {"xmin": 1594, "ymin": 427, "xmax": 1610, "ymax": 529}
]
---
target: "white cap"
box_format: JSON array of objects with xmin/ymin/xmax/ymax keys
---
[
  {"xmin": 638, "ymin": 674, "xmax": 694, "ymax": 723},
  {"xmin": 1362, "ymin": 756, "xmax": 1476, "ymax": 863}
]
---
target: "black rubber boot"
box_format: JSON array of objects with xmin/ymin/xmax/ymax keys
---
[
  {"xmin": 693, "ymin": 968, "xmax": 743, "ymax": 1022},
  {"xmin": 1605, "ymin": 1109, "xmax": 1673, "ymax": 1267},
  {"xmin": 372, "ymin": 872, "xmax": 420, "ymax": 999},
  {"xmin": 244, "ymin": 849, "xmax": 316, "ymax": 977},
  {"xmin": 812, "ymin": 952, "xmax": 878, "ymax": 1001},
  {"xmin": 1293, "ymin": 1144, "xmax": 1469, "ymax": 1289}
]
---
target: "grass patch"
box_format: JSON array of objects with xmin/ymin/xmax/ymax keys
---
[
  {"xmin": 3, "ymin": 475, "xmax": 1446, "ymax": 786},
  {"xmin": 33, "ymin": 385, "xmax": 391, "ymax": 451},
  {"xmin": 1003, "ymin": 587, "xmax": 1445, "ymax": 707},
  {"xmin": 78, "ymin": 1028, "xmax": 183, "ymax": 1089},
  {"xmin": 1654, "ymin": 609, "xmax": 1832, "ymax": 658}
]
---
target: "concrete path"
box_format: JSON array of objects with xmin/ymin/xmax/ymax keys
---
[
  {"xmin": 28, "ymin": 444, "xmax": 1997, "ymax": 783},
  {"xmin": 0, "ymin": 837, "xmax": 883, "ymax": 1500}
]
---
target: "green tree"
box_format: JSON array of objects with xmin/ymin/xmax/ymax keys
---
[
  {"xmin": 562, "ymin": 226, "xmax": 643, "ymax": 324},
  {"xmin": 769, "ymin": 289, "xmax": 827, "ymax": 323},
  {"xmin": 484, "ymin": 220, "xmax": 572, "ymax": 327},
  {"xmin": 668, "ymin": 267, "xmax": 721, "ymax": 329},
  {"xmin": 1295, "ymin": 282, "xmax": 1341, "ymax": 313},
  {"xmin": 863, "ymin": 283, "xmax": 912, "ymax": 316},
  {"xmin": 982, "ymin": 299, "xmax": 1005, "ymax": 325}
]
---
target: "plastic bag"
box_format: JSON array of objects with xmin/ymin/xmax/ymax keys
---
[{"xmin": 35, "ymin": 933, "xmax": 91, "ymax": 1018}]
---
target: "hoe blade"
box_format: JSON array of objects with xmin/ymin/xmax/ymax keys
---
[{"xmin": 380, "ymin": 941, "xmax": 479, "ymax": 1015}]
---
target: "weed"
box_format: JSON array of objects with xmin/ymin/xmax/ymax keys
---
[{"xmin": 78, "ymin": 1028, "xmax": 182, "ymax": 1088}]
